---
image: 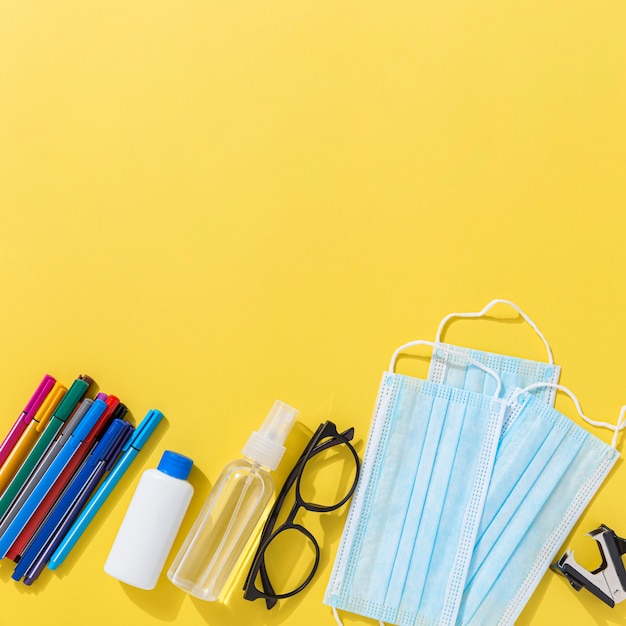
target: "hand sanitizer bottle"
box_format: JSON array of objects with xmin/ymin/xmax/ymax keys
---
[{"xmin": 167, "ymin": 400, "xmax": 298, "ymax": 601}]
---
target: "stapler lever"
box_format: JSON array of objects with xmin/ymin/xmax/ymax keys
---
[{"xmin": 552, "ymin": 524, "xmax": 626, "ymax": 608}]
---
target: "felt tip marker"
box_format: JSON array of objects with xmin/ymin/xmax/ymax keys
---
[
  {"xmin": 12, "ymin": 418, "xmax": 134, "ymax": 583},
  {"xmin": 0, "ymin": 398, "xmax": 107, "ymax": 558},
  {"xmin": 48, "ymin": 409, "xmax": 164, "ymax": 570},
  {"xmin": 0, "ymin": 398, "xmax": 94, "ymax": 536},
  {"xmin": 0, "ymin": 382, "xmax": 67, "ymax": 494},
  {"xmin": 0, "ymin": 374, "xmax": 56, "ymax": 469},
  {"xmin": 6, "ymin": 397, "xmax": 126, "ymax": 560},
  {"xmin": 0, "ymin": 376, "xmax": 92, "ymax": 523}
]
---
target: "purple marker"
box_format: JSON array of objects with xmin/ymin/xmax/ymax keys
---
[
  {"xmin": 0, "ymin": 375, "xmax": 56, "ymax": 469},
  {"xmin": 16, "ymin": 418, "xmax": 134, "ymax": 584}
]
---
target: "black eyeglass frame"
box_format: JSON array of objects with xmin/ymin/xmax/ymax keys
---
[{"xmin": 243, "ymin": 420, "xmax": 360, "ymax": 608}]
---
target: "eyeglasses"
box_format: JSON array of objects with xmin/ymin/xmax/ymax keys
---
[{"xmin": 243, "ymin": 420, "xmax": 360, "ymax": 609}]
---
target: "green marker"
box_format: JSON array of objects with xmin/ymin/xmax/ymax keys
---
[{"xmin": 0, "ymin": 375, "xmax": 92, "ymax": 521}]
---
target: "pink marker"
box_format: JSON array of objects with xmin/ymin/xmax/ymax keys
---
[{"xmin": 0, "ymin": 374, "xmax": 56, "ymax": 469}]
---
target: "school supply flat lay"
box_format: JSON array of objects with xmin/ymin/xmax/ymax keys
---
[{"xmin": 0, "ymin": 300, "xmax": 622, "ymax": 626}]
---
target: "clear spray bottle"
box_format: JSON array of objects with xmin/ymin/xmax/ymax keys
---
[{"xmin": 167, "ymin": 400, "xmax": 298, "ymax": 601}]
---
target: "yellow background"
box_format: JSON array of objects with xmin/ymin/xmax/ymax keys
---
[{"xmin": 0, "ymin": 1, "xmax": 625, "ymax": 625}]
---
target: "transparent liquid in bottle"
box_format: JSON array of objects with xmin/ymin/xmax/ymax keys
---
[{"xmin": 167, "ymin": 458, "xmax": 273, "ymax": 601}]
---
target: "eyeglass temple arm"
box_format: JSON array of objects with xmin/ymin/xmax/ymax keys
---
[{"xmin": 308, "ymin": 427, "xmax": 355, "ymax": 459}]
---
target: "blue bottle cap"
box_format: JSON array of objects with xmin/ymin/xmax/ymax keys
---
[{"xmin": 157, "ymin": 450, "xmax": 193, "ymax": 480}]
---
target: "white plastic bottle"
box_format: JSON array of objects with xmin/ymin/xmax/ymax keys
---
[
  {"xmin": 104, "ymin": 450, "xmax": 194, "ymax": 590},
  {"xmin": 167, "ymin": 400, "xmax": 298, "ymax": 601}
]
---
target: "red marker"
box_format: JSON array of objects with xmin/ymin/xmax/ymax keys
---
[{"xmin": 6, "ymin": 394, "xmax": 124, "ymax": 561}]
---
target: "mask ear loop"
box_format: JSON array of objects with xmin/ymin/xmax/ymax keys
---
[
  {"xmin": 331, "ymin": 607, "xmax": 386, "ymax": 626},
  {"xmin": 519, "ymin": 382, "xmax": 626, "ymax": 450},
  {"xmin": 435, "ymin": 298, "xmax": 554, "ymax": 365},
  {"xmin": 331, "ymin": 607, "xmax": 342, "ymax": 625},
  {"xmin": 612, "ymin": 406, "xmax": 626, "ymax": 449},
  {"xmin": 389, "ymin": 340, "xmax": 503, "ymax": 399}
]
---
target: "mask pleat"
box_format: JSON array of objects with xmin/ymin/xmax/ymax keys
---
[
  {"xmin": 468, "ymin": 410, "xmax": 564, "ymax": 572},
  {"xmin": 397, "ymin": 392, "xmax": 502, "ymax": 626},
  {"xmin": 496, "ymin": 438, "xmax": 617, "ymax": 625},
  {"xmin": 459, "ymin": 444, "xmax": 581, "ymax": 624},
  {"xmin": 410, "ymin": 400, "xmax": 489, "ymax": 623},
  {"xmin": 348, "ymin": 381, "xmax": 434, "ymax": 616},
  {"xmin": 440, "ymin": 351, "xmax": 468, "ymax": 392},
  {"xmin": 456, "ymin": 396, "xmax": 619, "ymax": 626},
  {"xmin": 387, "ymin": 390, "xmax": 457, "ymax": 622},
  {"xmin": 463, "ymin": 349, "xmax": 488, "ymax": 396},
  {"xmin": 428, "ymin": 343, "xmax": 561, "ymax": 408},
  {"xmin": 467, "ymin": 429, "xmax": 581, "ymax": 594}
]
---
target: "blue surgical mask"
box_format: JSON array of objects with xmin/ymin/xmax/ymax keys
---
[
  {"xmin": 457, "ymin": 384, "xmax": 622, "ymax": 626},
  {"xmin": 324, "ymin": 341, "xmax": 506, "ymax": 626},
  {"xmin": 428, "ymin": 300, "xmax": 561, "ymax": 405}
]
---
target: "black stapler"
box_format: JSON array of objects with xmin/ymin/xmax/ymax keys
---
[{"xmin": 552, "ymin": 524, "xmax": 626, "ymax": 607}]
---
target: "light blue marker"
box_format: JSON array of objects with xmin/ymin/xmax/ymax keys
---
[
  {"xmin": 0, "ymin": 398, "xmax": 108, "ymax": 558},
  {"xmin": 12, "ymin": 418, "xmax": 134, "ymax": 583},
  {"xmin": 48, "ymin": 409, "xmax": 163, "ymax": 570}
]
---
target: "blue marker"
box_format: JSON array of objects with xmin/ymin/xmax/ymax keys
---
[
  {"xmin": 0, "ymin": 398, "xmax": 108, "ymax": 558},
  {"xmin": 0, "ymin": 398, "xmax": 94, "ymax": 533},
  {"xmin": 22, "ymin": 419, "xmax": 133, "ymax": 584},
  {"xmin": 48, "ymin": 409, "xmax": 163, "ymax": 570},
  {"xmin": 12, "ymin": 418, "xmax": 134, "ymax": 583}
]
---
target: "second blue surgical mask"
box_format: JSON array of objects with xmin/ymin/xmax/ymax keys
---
[
  {"xmin": 426, "ymin": 301, "xmax": 622, "ymax": 625},
  {"xmin": 457, "ymin": 385, "xmax": 622, "ymax": 625},
  {"xmin": 428, "ymin": 299, "xmax": 561, "ymax": 405}
]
